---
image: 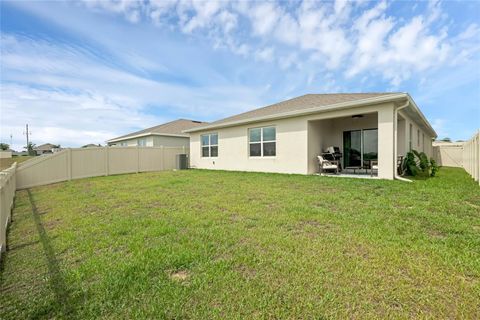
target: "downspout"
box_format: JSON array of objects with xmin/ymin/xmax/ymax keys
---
[{"xmin": 394, "ymin": 100, "xmax": 412, "ymax": 182}]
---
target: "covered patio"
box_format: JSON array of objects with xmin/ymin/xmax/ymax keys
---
[{"xmin": 307, "ymin": 106, "xmax": 406, "ymax": 179}]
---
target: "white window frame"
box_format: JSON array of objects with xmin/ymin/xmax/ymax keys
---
[
  {"xmin": 201, "ymin": 133, "xmax": 218, "ymax": 158},
  {"xmin": 137, "ymin": 138, "xmax": 147, "ymax": 147},
  {"xmin": 409, "ymin": 123, "xmax": 413, "ymax": 151},
  {"xmin": 248, "ymin": 126, "xmax": 276, "ymax": 158},
  {"xmin": 422, "ymin": 133, "xmax": 425, "ymax": 152}
]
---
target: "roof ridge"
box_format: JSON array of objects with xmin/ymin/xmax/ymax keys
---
[{"xmin": 198, "ymin": 92, "xmax": 404, "ymax": 129}]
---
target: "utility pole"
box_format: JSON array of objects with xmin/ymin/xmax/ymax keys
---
[
  {"xmin": 24, "ymin": 124, "xmax": 31, "ymax": 152},
  {"xmin": 25, "ymin": 124, "xmax": 30, "ymax": 147}
]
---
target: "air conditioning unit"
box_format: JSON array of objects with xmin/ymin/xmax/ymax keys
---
[{"xmin": 176, "ymin": 154, "xmax": 188, "ymax": 170}]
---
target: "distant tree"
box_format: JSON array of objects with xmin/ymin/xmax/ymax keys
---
[
  {"xmin": 456, "ymin": 140, "xmax": 464, "ymax": 142},
  {"xmin": 52, "ymin": 144, "xmax": 61, "ymax": 148},
  {"xmin": 0, "ymin": 143, "xmax": 9, "ymax": 151},
  {"xmin": 441, "ymin": 137, "xmax": 451, "ymax": 142},
  {"xmin": 24, "ymin": 142, "xmax": 36, "ymax": 156}
]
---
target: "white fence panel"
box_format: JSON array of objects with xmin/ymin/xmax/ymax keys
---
[
  {"xmin": 1, "ymin": 163, "xmax": 16, "ymax": 257},
  {"xmin": 16, "ymin": 146, "xmax": 189, "ymax": 190},
  {"xmin": 462, "ymin": 130, "xmax": 479, "ymax": 185},
  {"xmin": 71, "ymin": 148, "xmax": 107, "ymax": 179},
  {"xmin": 432, "ymin": 144, "xmax": 463, "ymax": 167},
  {"xmin": 108, "ymin": 147, "xmax": 139, "ymax": 175},
  {"xmin": 16, "ymin": 151, "xmax": 69, "ymax": 189},
  {"xmin": 139, "ymin": 147, "xmax": 165, "ymax": 172}
]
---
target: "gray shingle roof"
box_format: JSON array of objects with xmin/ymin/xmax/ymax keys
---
[
  {"xmin": 108, "ymin": 119, "xmax": 207, "ymax": 142},
  {"xmin": 34, "ymin": 143, "xmax": 57, "ymax": 151},
  {"xmin": 204, "ymin": 93, "xmax": 399, "ymax": 128}
]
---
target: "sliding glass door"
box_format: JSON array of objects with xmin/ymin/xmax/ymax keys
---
[
  {"xmin": 343, "ymin": 130, "xmax": 362, "ymax": 167},
  {"xmin": 343, "ymin": 129, "xmax": 378, "ymax": 168}
]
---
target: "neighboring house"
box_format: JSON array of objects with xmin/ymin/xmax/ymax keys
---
[
  {"xmin": 34, "ymin": 143, "xmax": 60, "ymax": 155},
  {"xmin": 185, "ymin": 93, "xmax": 437, "ymax": 180},
  {"xmin": 82, "ymin": 144, "xmax": 102, "ymax": 148},
  {"xmin": 107, "ymin": 119, "xmax": 208, "ymax": 148}
]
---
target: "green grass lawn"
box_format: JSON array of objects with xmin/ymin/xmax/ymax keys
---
[{"xmin": 1, "ymin": 168, "xmax": 479, "ymax": 319}]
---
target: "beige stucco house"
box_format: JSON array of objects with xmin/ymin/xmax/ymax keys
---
[
  {"xmin": 185, "ymin": 93, "xmax": 437, "ymax": 180},
  {"xmin": 34, "ymin": 143, "xmax": 60, "ymax": 155},
  {"xmin": 107, "ymin": 119, "xmax": 207, "ymax": 148}
]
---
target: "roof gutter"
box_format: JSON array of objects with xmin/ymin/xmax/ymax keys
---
[
  {"xmin": 184, "ymin": 93, "xmax": 408, "ymax": 133},
  {"xmin": 394, "ymin": 100, "xmax": 412, "ymax": 183}
]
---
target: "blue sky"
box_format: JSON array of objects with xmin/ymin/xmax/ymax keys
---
[{"xmin": 1, "ymin": 0, "xmax": 479, "ymax": 150}]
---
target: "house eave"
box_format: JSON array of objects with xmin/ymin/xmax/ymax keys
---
[
  {"xmin": 405, "ymin": 94, "xmax": 438, "ymax": 138},
  {"xmin": 107, "ymin": 132, "xmax": 189, "ymax": 143}
]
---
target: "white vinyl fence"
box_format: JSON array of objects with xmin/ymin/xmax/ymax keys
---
[
  {"xmin": 1, "ymin": 163, "xmax": 16, "ymax": 256},
  {"xmin": 16, "ymin": 146, "xmax": 188, "ymax": 190},
  {"xmin": 462, "ymin": 130, "xmax": 480, "ymax": 185},
  {"xmin": 432, "ymin": 143, "xmax": 464, "ymax": 168}
]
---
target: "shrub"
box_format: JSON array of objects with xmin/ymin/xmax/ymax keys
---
[
  {"xmin": 403, "ymin": 152, "xmax": 419, "ymax": 176},
  {"xmin": 430, "ymin": 158, "xmax": 439, "ymax": 177},
  {"xmin": 403, "ymin": 150, "xmax": 439, "ymax": 178}
]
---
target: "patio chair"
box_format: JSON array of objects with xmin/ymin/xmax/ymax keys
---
[
  {"xmin": 317, "ymin": 156, "xmax": 339, "ymax": 174},
  {"xmin": 370, "ymin": 160, "xmax": 378, "ymax": 177}
]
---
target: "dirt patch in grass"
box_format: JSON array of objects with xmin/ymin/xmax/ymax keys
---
[
  {"xmin": 466, "ymin": 201, "xmax": 480, "ymax": 209},
  {"xmin": 235, "ymin": 264, "xmax": 257, "ymax": 279},
  {"xmin": 426, "ymin": 229, "xmax": 447, "ymax": 240},
  {"xmin": 169, "ymin": 270, "xmax": 190, "ymax": 282},
  {"xmin": 287, "ymin": 220, "xmax": 339, "ymax": 238},
  {"xmin": 343, "ymin": 242, "xmax": 370, "ymax": 260}
]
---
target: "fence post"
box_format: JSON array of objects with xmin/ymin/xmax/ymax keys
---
[
  {"xmin": 136, "ymin": 146, "xmax": 140, "ymax": 173},
  {"xmin": 0, "ymin": 175, "xmax": 5, "ymax": 253},
  {"xmin": 67, "ymin": 148, "xmax": 72, "ymax": 181},
  {"xmin": 105, "ymin": 146, "xmax": 109, "ymax": 176},
  {"xmin": 477, "ymin": 131, "xmax": 480, "ymax": 184},
  {"xmin": 161, "ymin": 146, "xmax": 165, "ymax": 171}
]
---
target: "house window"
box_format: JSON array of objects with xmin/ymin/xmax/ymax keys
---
[
  {"xmin": 249, "ymin": 126, "xmax": 276, "ymax": 157},
  {"xmin": 417, "ymin": 129, "xmax": 420, "ymax": 147},
  {"xmin": 137, "ymin": 138, "xmax": 147, "ymax": 147},
  {"xmin": 120, "ymin": 142, "xmax": 127, "ymax": 147},
  {"xmin": 201, "ymin": 133, "xmax": 218, "ymax": 157},
  {"xmin": 409, "ymin": 124, "xmax": 413, "ymax": 151},
  {"xmin": 422, "ymin": 133, "xmax": 425, "ymax": 152}
]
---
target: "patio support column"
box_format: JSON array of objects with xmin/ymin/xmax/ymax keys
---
[{"xmin": 377, "ymin": 103, "xmax": 395, "ymax": 180}]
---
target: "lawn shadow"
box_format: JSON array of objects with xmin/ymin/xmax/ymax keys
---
[{"xmin": 27, "ymin": 189, "xmax": 78, "ymax": 319}]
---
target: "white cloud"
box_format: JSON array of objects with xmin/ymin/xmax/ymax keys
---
[
  {"xmin": 82, "ymin": 0, "xmax": 144, "ymax": 23},
  {"xmin": 180, "ymin": 1, "xmax": 224, "ymax": 33},
  {"xmin": 149, "ymin": 0, "xmax": 178, "ymax": 25},
  {"xmin": 249, "ymin": 2, "xmax": 281, "ymax": 36},
  {"xmin": 278, "ymin": 52, "xmax": 300, "ymax": 70},
  {"xmin": 255, "ymin": 47, "xmax": 275, "ymax": 62},
  {"xmin": 345, "ymin": 1, "xmax": 452, "ymax": 86},
  {"xmin": 217, "ymin": 10, "xmax": 238, "ymax": 33}
]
